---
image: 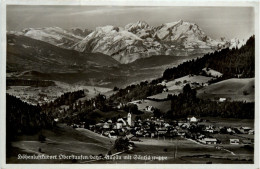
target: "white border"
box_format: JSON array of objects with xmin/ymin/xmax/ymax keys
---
[{"xmin": 0, "ymin": 0, "xmax": 259, "ymax": 169}]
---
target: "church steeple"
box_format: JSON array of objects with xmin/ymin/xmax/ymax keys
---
[{"xmin": 127, "ymin": 112, "xmax": 132, "ymax": 126}]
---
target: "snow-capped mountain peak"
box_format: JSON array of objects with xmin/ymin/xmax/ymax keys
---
[
  {"xmin": 229, "ymin": 38, "xmax": 246, "ymax": 49},
  {"xmin": 125, "ymin": 20, "xmax": 150, "ymax": 31},
  {"xmin": 72, "ymin": 20, "xmax": 238, "ymax": 63},
  {"xmin": 10, "ymin": 27, "xmax": 90, "ymax": 49},
  {"xmin": 8, "ymin": 20, "xmax": 241, "ymax": 64},
  {"xmin": 73, "ymin": 25, "xmax": 145, "ymax": 63}
]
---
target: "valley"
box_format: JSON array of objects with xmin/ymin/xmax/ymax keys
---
[
  {"xmin": 7, "ymin": 122, "xmax": 254, "ymax": 164},
  {"xmin": 5, "ymin": 17, "xmax": 255, "ymax": 165}
]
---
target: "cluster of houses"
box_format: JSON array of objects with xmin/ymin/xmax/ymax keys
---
[{"xmin": 71, "ymin": 114, "xmax": 254, "ymax": 146}]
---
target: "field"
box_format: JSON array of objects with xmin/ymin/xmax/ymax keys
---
[
  {"xmin": 7, "ymin": 115, "xmax": 254, "ymax": 164},
  {"xmin": 6, "ymin": 81, "xmax": 112, "ymax": 105},
  {"xmin": 7, "ymin": 123, "xmax": 254, "ymax": 164},
  {"xmin": 199, "ymin": 117, "xmax": 254, "ymax": 128},
  {"xmin": 7, "ymin": 124, "xmax": 112, "ymax": 163},
  {"xmin": 161, "ymin": 75, "xmax": 213, "ymax": 91},
  {"xmin": 130, "ymin": 99, "xmax": 171, "ymax": 113},
  {"xmin": 147, "ymin": 90, "xmax": 181, "ymax": 100},
  {"xmin": 197, "ymin": 78, "xmax": 255, "ymax": 102}
]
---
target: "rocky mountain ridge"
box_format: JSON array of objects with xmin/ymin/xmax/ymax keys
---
[{"xmin": 8, "ymin": 20, "xmax": 246, "ymax": 64}]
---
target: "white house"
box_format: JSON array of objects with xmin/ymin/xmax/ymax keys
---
[
  {"xmin": 200, "ymin": 138, "xmax": 217, "ymax": 144},
  {"xmin": 163, "ymin": 88, "xmax": 168, "ymax": 92},
  {"xmin": 116, "ymin": 122, "xmax": 123, "ymax": 129},
  {"xmin": 205, "ymin": 125, "xmax": 214, "ymax": 133},
  {"xmin": 240, "ymin": 127, "xmax": 252, "ymax": 134},
  {"xmin": 117, "ymin": 118, "xmax": 127, "ymax": 126},
  {"xmin": 249, "ymin": 130, "xmax": 254, "ymax": 135},
  {"xmin": 230, "ymin": 139, "xmax": 239, "ymax": 145},
  {"xmin": 188, "ymin": 116, "xmax": 198, "ymax": 123},
  {"xmin": 145, "ymin": 106, "xmax": 154, "ymax": 112},
  {"xmin": 103, "ymin": 122, "xmax": 110, "ymax": 129},
  {"xmin": 219, "ymin": 98, "xmax": 226, "ymax": 102}
]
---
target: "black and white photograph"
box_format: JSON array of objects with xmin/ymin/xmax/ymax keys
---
[{"xmin": 1, "ymin": 0, "xmax": 259, "ymax": 167}]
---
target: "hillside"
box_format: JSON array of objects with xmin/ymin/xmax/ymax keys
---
[
  {"xmin": 197, "ymin": 78, "xmax": 254, "ymax": 102},
  {"xmin": 7, "ymin": 34, "xmax": 119, "ymax": 73},
  {"xmin": 162, "ymin": 35, "xmax": 255, "ymax": 81},
  {"xmin": 6, "ymin": 94, "xmax": 54, "ymax": 143},
  {"xmin": 9, "ymin": 27, "xmax": 85, "ymax": 49}
]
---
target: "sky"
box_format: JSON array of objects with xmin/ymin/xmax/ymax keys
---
[{"xmin": 7, "ymin": 6, "xmax": 255, "ymax": 40}]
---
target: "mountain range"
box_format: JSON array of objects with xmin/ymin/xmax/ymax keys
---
[
  {"xmin": 7, "ymin": 33, "xmax": 119, "ymax": 73},
  {"xmin": 8, "ymin": 20, "xmax": 246, "ymax": 64}
]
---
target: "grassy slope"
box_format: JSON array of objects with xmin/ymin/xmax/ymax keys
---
[
  {"xmin": 130, "ymin": 99, "xmax": 171, "ymax": 113},
  {"xmin": 7, "ymin": 122, "xmax": 253, "ymax": 164},
  {"xmin": 6, "ymin": 81, "xmax": 112, "ymax": 105},
  {"xmin": 197, "ymin": 78, "xmax": 254, "ymax": 102},
  {"xmin": 7, "ymin": 124, "xmax": 112, "ymax": 164},
  {"xmin": 147, "ymin": 75, "xmax": 212, "ymax": 100}
]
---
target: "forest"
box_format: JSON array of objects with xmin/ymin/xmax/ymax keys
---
[
  {"xmin": 109, "ymin": 81, "xmax": 164, "ymax": 103},
  {"xmin": 165, "ymin": 84, "xmax": 254, "ymax": 119},
  {"xmin": 162, "ymin": 36, "xmax": 255, "ymax": 81},
  {"xmin": 42, "ymin": 90, "xmax": 85, "ymax": 108},
  {"xmin": 6, "ymin": 94, "xmax": 54, "ymax": 142}
]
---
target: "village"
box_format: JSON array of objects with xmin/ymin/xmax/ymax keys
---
[
  {"xmin": 70, "ymin": 112, "xmax": 254, "ymax": 147},
  {"xmin": 67, "ymin": 72, "xmax": 254, "ymax": 148}
]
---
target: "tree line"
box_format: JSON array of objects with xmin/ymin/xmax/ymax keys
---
[
  {"xmin": 42, "ymin": 90, "xmax": 85, "ymax": 108},
  {"xmin": 109, "ymin": 81, "xmax": 164, "ymax": 103},
  {"xmin": 162, "ymin": 35, "xmax": 255, "ymax": 82},
  {"xmin": 165, "ymin": 84, "xmax": 254, "ymax": 119},
  {"xmin": 6, "ymin": 94, "xmax": 54, "ymax": 142}
]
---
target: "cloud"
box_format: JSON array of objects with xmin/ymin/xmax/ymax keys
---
[
  {"xmin": 7, "ymin": 6, "xmax": 254, "ymax": 39},
  {"xmin": 66, "ymin": 6, "xmax": 162, "ymax": 16}
]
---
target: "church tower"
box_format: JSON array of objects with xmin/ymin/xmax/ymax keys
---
[{"xmin": 127, "ymin": 112, "xmax": 132, "ymax": 126}]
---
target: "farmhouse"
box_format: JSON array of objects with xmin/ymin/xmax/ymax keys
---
[
  {"xmin": 227, "ymin": 127, "xmax": 235, "ymax": 134},
  {"xmin": 157, "ymin": 127, "xmax": 167, "ymax": 135},
  {"xmin": 103, "ymin": 122, "xmax": 110, "ymax": 130},
  {"xmin": 230, "ymin": 139, "xmax": 240, "ymax": 145},
  {"xmin": 200, "ymin": 138, "xmax": 217, "ymax": 144},
  {"xmin": 187, "ymin": 116, "xmax": 198, "ymax": 123},
  {"xmin": 163, "ymin": 87, "xmax": 168, "ymax": 92},
  {"xmin": 202, "ymin": 67, "xmax": 223, "ymax": 77},
  {"xmin": 242, "ymin": 139, "xmax": 252, "ymax": 145},
  {"xmin": 177, "ymin": 129, "xmax": 186, "ymax": 136},
  {"xmin": 240, "ymin": 127, "xmax": 252, "ymax": 134},
  {"xmin": 219, "ymin": 98, "xmax": 227, "ymax": 102},
  {"xmin": 145, "ymin": 106, "xmax": 154, "ymax": 112},
  {"xmin": 248, "ymin": 130, "xmax": 254, "ymax": 135},
  {"xmin": 205, "ymin": 125, "xmax": 214, "ymax": 133},
  {"xmin": 161, "ymin": 80, "xmax": 167, "ymax": 86}
]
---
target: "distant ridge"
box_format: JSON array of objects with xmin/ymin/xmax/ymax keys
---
[{"xmin": 8, "ymin": 20, "xmax": 246, "ymax": 64}]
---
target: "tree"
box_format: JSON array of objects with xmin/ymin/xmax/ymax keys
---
[
  {"xmin": 114, "ymin": 137, "xmax": 130, "ymax": 152},
  {"xmin": 153, "ymin": 108, "xmax": 162, "ymax": 118},
  {"xmin": 113, "ymin": 86, "xmax": 119, "ymax": 91}
]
